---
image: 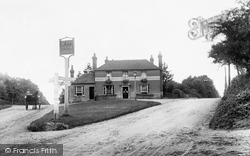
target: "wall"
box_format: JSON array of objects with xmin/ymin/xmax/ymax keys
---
[
  {"xmin": 94, "ymin": 69, "xmax": 161, "ymax": 99},
  {"xmin": 69, "ymin": 84, "xmax": 95, "ymax": 103}
]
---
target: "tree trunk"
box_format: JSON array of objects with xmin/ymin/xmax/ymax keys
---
[
  {"xmin": 228, "ymin": 63, "xmax": 231, "ymax": 87},
  {"xmin": 236, "ymin": 65, "xmax": 240, "ymax": 76}
]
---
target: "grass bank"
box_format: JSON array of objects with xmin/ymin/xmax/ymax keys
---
[
  {"xmin": 209, "ymin": 74, "xmax": 250, "ymax": 130},
  {"xmin": 0, "ymin": 100, "xmax": 12, "ymax": 110},
  {"xmin": 28, "ymin": 99, "xmax": 160, "ymax": 132}
]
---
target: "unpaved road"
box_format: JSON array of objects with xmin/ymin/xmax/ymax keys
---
[{"xmin": 1, "ymin": 99, "xmax": 250, "ymax": 156}]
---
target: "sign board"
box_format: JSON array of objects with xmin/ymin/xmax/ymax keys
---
[
  {"xmin": 59, "ymin": 38, "xmax": 74, "ymax": 56},
  {"xmin": 188, "ymin": 11, "xmax": 228, "ymax": 40}
]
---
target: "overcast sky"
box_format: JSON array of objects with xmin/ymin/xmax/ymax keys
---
[{"xmin": 0, "ymin": 0, "xmax": 239, "ymax": 103}]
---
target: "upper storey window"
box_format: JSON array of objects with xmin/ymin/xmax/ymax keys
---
[
  {"xmin": 122, "ymin": 71, "xmax": 129, "ymax": 80},
  {"xmin": 141, "ymin": 71, "xmax": 147, "ymax": 79},
  {"xmin": 106, "ymin": 71, "xmax": 112, "ymax": 80}
]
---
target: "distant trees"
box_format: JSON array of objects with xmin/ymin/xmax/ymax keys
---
[
  {"xmin": 165, "ymin": 75, "xmax": 219, "ymax": 98},
  {"xmin": 76, "ymin": 63, "xmax": 94, "ymax": 78},
  {"xmin": 0, "ymin": 73, "xmax": 49, "ymax": 105},
  {"xmin": 83, "ymin": 63, "xmax": 93, "ymax": 74}
]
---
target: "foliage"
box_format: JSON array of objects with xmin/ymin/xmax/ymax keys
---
[
  {"xmin": 122, "ymin": 79, "xmax": 129, "ymax": 84},
  {"xmin": 140, "ymin": 78, "xmax": 147, "ymax": 83},
  {"xmin": 209, "ymin": 0, "xmax": 250, "ymax": 73},
  {"xmin": 76, "ymin": 71, "xmax": 82, "ymax": 78},
  {"xmin": 105, "ymin": 79, "xmax": 112, "ymax": 84},
  {"xmin": 172, "ymin": 89, "xmax": 186, "ymax": 98},
  {"xmin": 181, "ymin": 75, "xmax": 219, "ymax": 98},
  {"xmin": 0, "ymin": 73, "xmax": 49, "ymax": 105},
  {"xmin": 165, "ymin": 75, "xmax": 219, "ymax": 98},
  {"xmin": 83, "ymin": 63, "xmax": 93, "ymax": 74},
  {"xmin": 162, "ymin": 63, "xmax": 174, "ymax": 83},
  {"xmin": 162, "ymin": 63, "xmax": 174, "ymax": 97},
  {"xmin": 236, "ymin": 88, "xmax": 250, "ymax": 104},
  {"xmin": 209, "ymin": 74, "xmax": 250, "ymax": 129}
]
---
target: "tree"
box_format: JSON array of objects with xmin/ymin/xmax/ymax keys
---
[
  {"xmin": 162, "ymin": 62, "xmax": 174, "ymax": 97},
  {"xmin": 83, "ymin": 63, "xmax": 93, "ymax": 74},
  {"xmin": 76, "ymin": 71, "xmax": 82, "ymax": 78},
  {"xmin": 182, "ymin": 75, "xmax": 219, "ymax": 98},
  {"xmin": 0, "ymin": 73, "xmax": 49, "ymax": 105},
  {"xmin": 209, "ymin": 1, "xmax": 250, "ymax": 74}
]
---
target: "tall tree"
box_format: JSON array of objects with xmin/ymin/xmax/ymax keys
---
[
  {"xmin": 162, "ymin": 63, "xmax": 174, "ymax": 97},
  {"xmin": 209, "ymin": 1, "xmax": 250, "ymax": 74}
]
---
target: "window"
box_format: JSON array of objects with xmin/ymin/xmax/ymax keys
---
[
  {"xmin": 141, "ymin": 71, "xmax": 147, "ymax": 79},
  {"xmin": 106, "ymin": 71, "xmax": 112, "ymax": 80},
  {"xmin": 122, "ymin": 71, "xmax": 129, "ymax": 80},
  {"xmin": 75, "ymin": 86, "xmax": 84, "ymax": 96},
  {"xmin": 104, "ymin": 85, "xmax": 114, "ymax": 95},
  {"xmin": 140, "ymin": 84, "xmax": 149, "ymax": 94}
]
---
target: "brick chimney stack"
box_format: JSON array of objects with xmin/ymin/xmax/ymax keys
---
[
  {"xmin": 150, "ymin": 55, "xmax": 154, "ymax": 64},
  {"xmin": 70, "ymin": 65, "xmax": 75, "ymax": 78},
  {"xmin": 105, "ymin": 56, "xmax": 109, "ymax": 64},
  {"xmin": 92, "ymin": 53, "xmax": 97, "ymax": 70},
  {"xmin": 158, "ymin": 52, "xmax": 162, "ymax": 69}
]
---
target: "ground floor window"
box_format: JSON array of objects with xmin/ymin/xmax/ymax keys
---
[
  {"xmin": 104, "ymin": 85, "xmax": 114, "ymax": 95},
  {"xmin": 140, "ymin": 84, "xmax": 149, "ymax": 94},
  {"xmin": 75, "ymin": 86, "xmax": 84, "ymax": 96}
]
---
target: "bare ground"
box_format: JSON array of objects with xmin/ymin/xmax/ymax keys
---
[{"xmin": 1, "ymin": 99, "xmax": 250, "ymax": 156}]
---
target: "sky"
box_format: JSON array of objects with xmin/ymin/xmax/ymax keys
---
[{"xmin": 0, "ymin": 0, "xmax": 240, "ymax": 103}]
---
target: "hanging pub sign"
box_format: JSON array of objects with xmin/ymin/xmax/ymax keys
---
[{"xmin": 59, "ymin": 37, "xmax": 74, "ymax": 56}]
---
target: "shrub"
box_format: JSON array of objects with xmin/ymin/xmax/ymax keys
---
[{"xmin": 209, "ymin": 74, "xmax": 250, "ymax": 129}]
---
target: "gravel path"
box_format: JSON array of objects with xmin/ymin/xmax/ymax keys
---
[{"xmin": 1, "ymin": 99, "xmax": 250, "ymax": 155}]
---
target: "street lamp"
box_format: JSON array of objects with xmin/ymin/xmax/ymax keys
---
[{"xmin": 133, "ymin": 71, "xmax": 137, "ymax": 100}]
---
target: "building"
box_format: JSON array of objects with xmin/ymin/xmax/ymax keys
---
[{"xmin": 69, "ymin": 53, "xmax": 163, "ymax": 102}]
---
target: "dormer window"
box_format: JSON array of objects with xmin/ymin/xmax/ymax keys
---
[
  {"xmin": 141, "ymin": 71, "xmax": 147, "ymax": 79},
  {"xmin": 106, "ymin": 71, "xmax": 112, "ymax": 80}
]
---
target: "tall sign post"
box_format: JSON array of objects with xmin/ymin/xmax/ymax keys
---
[
  {"xmin": 49, "ymin": 73, "xmax": 75, "ymax": 119},
  {"xmin": 49, "ymin": 73, "xmax": 60, "ymax": 119},
  {"xmin": 59, "ymin": 37, "xmax": 74, "ymax": 116}
]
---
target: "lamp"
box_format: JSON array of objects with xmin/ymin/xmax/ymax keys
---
[{"xmin": 133, "ymin": 71, "xmax": 137, "ymax": 100}]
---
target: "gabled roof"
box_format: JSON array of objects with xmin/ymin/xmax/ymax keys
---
[
  {"xmin": 95, "ymin": 59, "xmax": 160, "ymax": 71},
  {"xmin": 71, "ymin": 73, "xmax": 95, "ymax": 84}
]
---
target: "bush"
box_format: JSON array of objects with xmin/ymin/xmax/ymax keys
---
[{"xmin": 209, "ymin": 74, "xmax": 250, "ymax": 130}]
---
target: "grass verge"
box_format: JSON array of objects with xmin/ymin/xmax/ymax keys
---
[
  {"xmin": 28, "ymin": 99, "xmax": 160, "ymax": 132},
  {"xmin": 0, "ymin": 105, "xmax": 12, "ymax": 110}
]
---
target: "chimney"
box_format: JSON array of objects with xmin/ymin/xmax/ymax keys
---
[
  {"xmin": 150, "ymin": 55, "xmax": 154, "ymax": 64},
  {"xmin": 158, "ymin": 52, "xmax": 162, "ymax": 69},
  {"xmin": 70, "ymin": 65, "xmax": 75, "ymax": 78},
  {"xmin": 92, "ymin": 53, "xmax": 97, "ymax": 70},
  {"xmin": 105, "ymin": 56, "xmax": 109, "ymax": 64}
]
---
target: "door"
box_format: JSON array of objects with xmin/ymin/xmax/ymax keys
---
[
  {"xmin": 123, "ymin": 87, "xmax": 129, "ymax": 99},
  {"xmin": 89, "ymin": 87, "xmax": 94, "ymax": 99}
]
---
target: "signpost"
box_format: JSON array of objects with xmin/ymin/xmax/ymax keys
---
[
  {"xmin": 49, "ymin": 73, "xmax": 75, "ymax": 119},
  {"xmin": 59, "ymin": 37, "xmax": 74, "ymax": 116}
]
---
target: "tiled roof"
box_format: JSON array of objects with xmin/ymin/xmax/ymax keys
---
[
  {"xmin": 95, "ymin": 59, "xmax": 160, "ymax": 71},
  {"xmin": 72, "ymin": 73, "xmax": 95, "ymax": 84}
]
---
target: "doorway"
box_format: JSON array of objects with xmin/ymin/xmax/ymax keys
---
[
  {"xmin": 89, "ymin": 87, "xmax": 94, "ymax": 99},
  {"xmin": 123, "ymin": 87, "xmax": 129, "ymax": 99}
]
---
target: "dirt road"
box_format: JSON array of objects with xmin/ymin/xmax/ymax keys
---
[{"xmin": 1, "ymin": 99, "xmax": 250, "ymax": 156}]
